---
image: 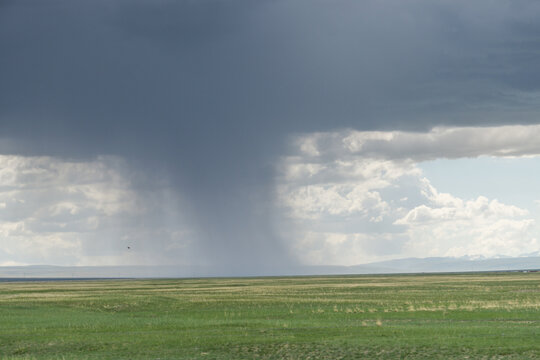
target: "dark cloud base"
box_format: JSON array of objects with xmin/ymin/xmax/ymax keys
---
[{"xmin": 2, "ymin": 0, "xmax": 540, "ymax": 273}]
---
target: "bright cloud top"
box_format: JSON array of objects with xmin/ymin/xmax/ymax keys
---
[{"xmin": 279, "ymin": 125, "xmax": 540, "ymax": 265}]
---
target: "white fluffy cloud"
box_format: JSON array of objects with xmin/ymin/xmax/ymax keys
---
[
  {"xmin": 396, "ymin": 180, "xmax": 537, "ymax": 258},
  {"xmin": 278, "ymin": 157, "xmax": 419, "ymax": 220},
  {"xmin": 0, "ymin": 155, "xmax": 192, "ymax": 266},
  {"xmin": 279, "ymin": 125, "xmax": 540, "ymax": 265}
]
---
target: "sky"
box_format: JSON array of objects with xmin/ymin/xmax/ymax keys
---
[{"xmin": 2, "ymin": 0, "xmax": 540, "ymax": 274}]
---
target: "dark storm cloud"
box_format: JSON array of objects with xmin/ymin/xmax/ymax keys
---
[{"xmin": 3, "ymin": 0, "xmax": 540, "ymax": 273}]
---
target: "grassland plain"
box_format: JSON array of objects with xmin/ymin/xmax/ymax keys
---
[{"xmin": 1, "ymin": 273, "xmax": 540, "ymax": 359}]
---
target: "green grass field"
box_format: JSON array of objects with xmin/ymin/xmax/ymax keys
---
[{"xmin": 1, "ymin": 273, "xmax": 540, "ymax": 359}]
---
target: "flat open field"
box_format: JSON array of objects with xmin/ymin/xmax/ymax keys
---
[{"xmin": 1, "ymin": 273, "xmax": 540, "ymax": 359}]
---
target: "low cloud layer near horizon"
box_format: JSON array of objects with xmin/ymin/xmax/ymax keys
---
[{"xmin": 2, "ymin": 0, "xmax": 540, "ymax": 273}]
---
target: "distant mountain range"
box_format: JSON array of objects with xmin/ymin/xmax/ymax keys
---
[
  {"xmin": 2, "ymin": 255, "xmax": 540, "ymax": 279},
  {"xmin": 344, "ymin": 255, "xmax": 540, "ymax": 274}
]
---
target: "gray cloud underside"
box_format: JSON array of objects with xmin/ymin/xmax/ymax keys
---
[
  {"xmin": 319, "ymin": 125, "xmax": 540, "ymax": 162},
  {"xmin": 3, "ymin": 0, "xmax": 540, "ymax": 272}
]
